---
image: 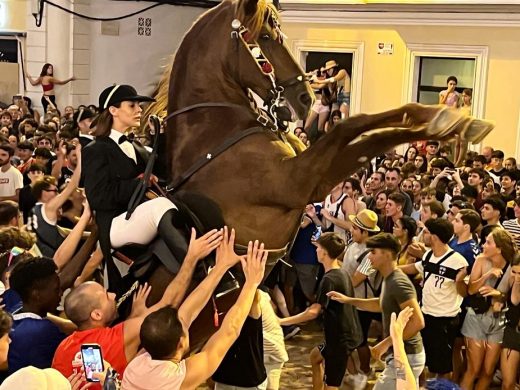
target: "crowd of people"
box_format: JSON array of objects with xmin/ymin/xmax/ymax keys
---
[
  {"xmin": 277, "ymin": 137, "xmax": 520, "ymax": 389},
  {"xmin": 0, "ymin": 60, "xmax": 518, "ymax": 390}
]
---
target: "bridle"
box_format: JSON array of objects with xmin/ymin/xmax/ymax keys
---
[{"xmin": 163, "ymin": 8, "xmax": 306, "ymax": 132}]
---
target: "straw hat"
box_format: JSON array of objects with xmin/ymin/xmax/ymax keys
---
[
  {"xmin": 349, "ymin": 209, "xmax": 380, "ymax": 233},
  {"xmin": 321, "ymin": 60, "xmax": 339, "ymax": 72}
]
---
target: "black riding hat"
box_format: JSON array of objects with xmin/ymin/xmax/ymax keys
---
[{"xmin": 98, "ymin": 84, "xmax": 155, "ymax": 111}]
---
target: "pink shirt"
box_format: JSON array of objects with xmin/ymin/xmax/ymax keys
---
[{"xmin": 122, "ymin": 350, "xmax": 187, "ymax": 390}]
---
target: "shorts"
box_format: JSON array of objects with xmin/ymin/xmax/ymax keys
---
[
  {"xmin": 374, "ymin": 351, "xmax": 425, "ymax": 390},
  {"xmin": 294, "ymin": 263, "xmax": 318, "ymax": 299},
  {"xmin": 317, "ymin": 341, "xmax": 349, "ymax": 387},
  {"xmin": 502, "ymin": 326, "xmax": 520, "ymax": 352},
  {"xmin": 337, "ymin": 91, "xmax": 350, "ymax": 106},
  {"xmin": 421, "ymin": 314, "xmax": 459, "ymax": 374},
  {"xmin": 357, "ymin": 310, "xmax": 382, "ymax": 347},
  {"xmin": 311, "ymin": 99, "xmax": 330, "ymax": 114},
  {"xmin": 461, "ymin": 307, "xmax": 505, "ymax": 344}
]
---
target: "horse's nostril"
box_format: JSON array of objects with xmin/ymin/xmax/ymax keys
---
[{"xmin": 299, "ymin": 93, "xmax": 312, "ymax": 107}]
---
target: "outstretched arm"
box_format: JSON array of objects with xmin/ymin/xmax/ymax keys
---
[
  {"xmin": 180, "ymin": 240, "xmax": 268, "ymax": 390},
  {"xmin": 122, "ymin": 228, "xmax": 223, "ymax": 360},
  {"xmin": 279, "ymin": 303, "xmax": 321, "ymax": 326},
  {"xmin": 53, "ymin": 201, "xmax": 91, "ymax": 270},
  {"xmin": 50, "ymin": 76, "xmax": 75, "ymax": 85},
  {"xmin": 178, "ymin": 227, "xmax": 240, "ymax": 328},
  {"xmin": 327, "ymin": 291, "xmax": 381, "ymax": 312},
  {"xmin": 45, "ymin": 143, "xmax": 82, "ymax": 221},
  {"xmin": 155, "ymin": 228, "xmax": 223, "ymax": 309},
  {"xmin": 25, "ymin": 72, "xmax": 41, "ymax": 86}
]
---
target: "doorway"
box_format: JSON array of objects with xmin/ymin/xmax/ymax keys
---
[
  {"xmin": 416, "ymin": 56, "xmax": 475, "ymax": 110},
  {"xmin": 0, "ymin": 38, "xmax": 19, "ymax": 108}
]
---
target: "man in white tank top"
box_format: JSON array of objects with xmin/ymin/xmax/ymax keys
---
[{"xmin": 321, "ymin": 182, "xmax": 348, "ymax": 241}]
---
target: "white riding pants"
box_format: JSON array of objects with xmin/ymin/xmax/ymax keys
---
[{"xmin": 109, "ymin": 197, "xmax": 177, "ymax": 248}]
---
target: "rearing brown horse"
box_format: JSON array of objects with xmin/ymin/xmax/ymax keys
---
[{"xmin": 142, "ymin": 0, "xmax": 493, "ymax": 328}]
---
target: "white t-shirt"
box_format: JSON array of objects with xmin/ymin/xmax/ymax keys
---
[
  {"xmin": 0, "ymin": 165, "xmax": 23, "ymax": 198},
  {"xmin": 415, "ymin": 249, "xmax": 468, "ymax": 317},
  {"xmin": 342, "ymin": 242, "xmax": 379, "ymax": 300},
  {"xmin": 259, "ymin": 290, "xmax": 288, "ymax": 364}
]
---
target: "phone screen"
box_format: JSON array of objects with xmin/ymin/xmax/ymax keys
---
[{"xmin": 80, "ymin": 344, "xmax": 104, "ymax": 382}]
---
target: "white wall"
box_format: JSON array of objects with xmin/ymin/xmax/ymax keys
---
[{"xmin": 88, "ymin": 1, "xmax": 205, "ymax": 102}]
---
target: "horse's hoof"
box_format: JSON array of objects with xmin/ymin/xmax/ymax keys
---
[
  {"xmin": 463, "ymin": 119, "xmax": 495, "ymax": 144},
  {"xmin": 426, "ymin": 108, "xmax": 466, "ymax": 139}
]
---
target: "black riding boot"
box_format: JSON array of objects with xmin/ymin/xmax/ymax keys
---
[
  {"xmin": 157, "ymin": 208, "xmax": 189, "ymax": 264},
  {"xmin": 157, "ymin": 208, "xmax": 239, "ymax": 296}
]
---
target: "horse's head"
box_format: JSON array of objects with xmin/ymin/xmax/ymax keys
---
[{"xmin": 230, "ymin": 0, "xmax": 313, "ymax": 120}]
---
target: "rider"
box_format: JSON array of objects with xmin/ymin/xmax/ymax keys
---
[{"xmin": 81, "ymin": 84, "xmax": 194, "ymax": 290}]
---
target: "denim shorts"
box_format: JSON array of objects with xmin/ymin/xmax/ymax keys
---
[
  {"xmin": 373, "ymin": 350, "xmax": 426, "ymax": 390},
  {"xmin": 337, "ymin": 91, "xmax": 350, "ymax": 106}
]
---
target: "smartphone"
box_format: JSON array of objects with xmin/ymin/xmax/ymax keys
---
[{"xmin": 80, "ymin": 344, "xmax": 104, "ymax": 382}]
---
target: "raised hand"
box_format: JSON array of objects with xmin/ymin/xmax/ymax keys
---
[
  {"xmin": 390, "ymin": 306, "xmax": 414, "ymax": 341},
  {"xmin": 186, "ymin": 228, "xmax": 223, "ymax": 261},
  {"xmin": 129, "ymin": 283, "xmax": 152, "ymax": 318},
  {"xmin": 215, "ymin": 226, "xmax": 241, "ymax": 269},
  {"xmin": 241, "ymin": 240, "xmax": 268, "ymax": 287}
]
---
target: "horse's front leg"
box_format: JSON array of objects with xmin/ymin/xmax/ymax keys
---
[
  {"xmin": 308, "ymin": 126, "xmax": 435, "ymax": 200},
  {"xmin": 330, "ymin": 103, "xmax": 450, "ymax": 145}
]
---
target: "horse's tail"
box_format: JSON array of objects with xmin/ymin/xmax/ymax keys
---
[{"xmin": 140, "ymin": 56, "xmax": 173, "ymax": 134}]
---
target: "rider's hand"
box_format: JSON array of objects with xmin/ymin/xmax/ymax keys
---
[
  {"xmin": 185, "ymin": 228, "xmax": 223, "ymax": 262},
  {"xmin": 137, "ymin": 173, "xmax": 158, "ymax": 187},
  {"xmin": 241, "ymin": 240, "xmax": 267, "ymax": 287}
]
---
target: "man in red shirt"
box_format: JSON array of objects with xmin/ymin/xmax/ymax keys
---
[{"xmin": 52, "ymin": 228, "xmax": 223, "ymax": 385}]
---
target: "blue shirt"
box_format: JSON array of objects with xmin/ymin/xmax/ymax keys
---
[
  {"xmin": 8, "ymin": 313, "xmax": 66, "ymax": 375},
  {"xmin": 449, "ymin": 238, "xmax": 480, "ymax": 271},
  {"xmin": 2, "ymin": 289, "xmax": 22, "ymax": 315},
  {"xmin": 290, "ymin": 204, "xmax": 321, "ymax": 265}
]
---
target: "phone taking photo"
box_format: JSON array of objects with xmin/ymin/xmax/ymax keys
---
[{"xmin": 80, "ymin": 344, "xmax": 104, "ymax": 382}]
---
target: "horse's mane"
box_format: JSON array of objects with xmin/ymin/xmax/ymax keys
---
[
  {"xmin": 141, "ymin": 0, "xmax": 278, "ymax": 132},
  {"xmin": 237, "ymin": 0, "xmax": 279, "ymax": 41}
]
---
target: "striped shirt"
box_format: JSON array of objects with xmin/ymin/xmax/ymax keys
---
[{"xmin": 503, "ymin": 218, "xmax": 520, "ymax": 247}]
